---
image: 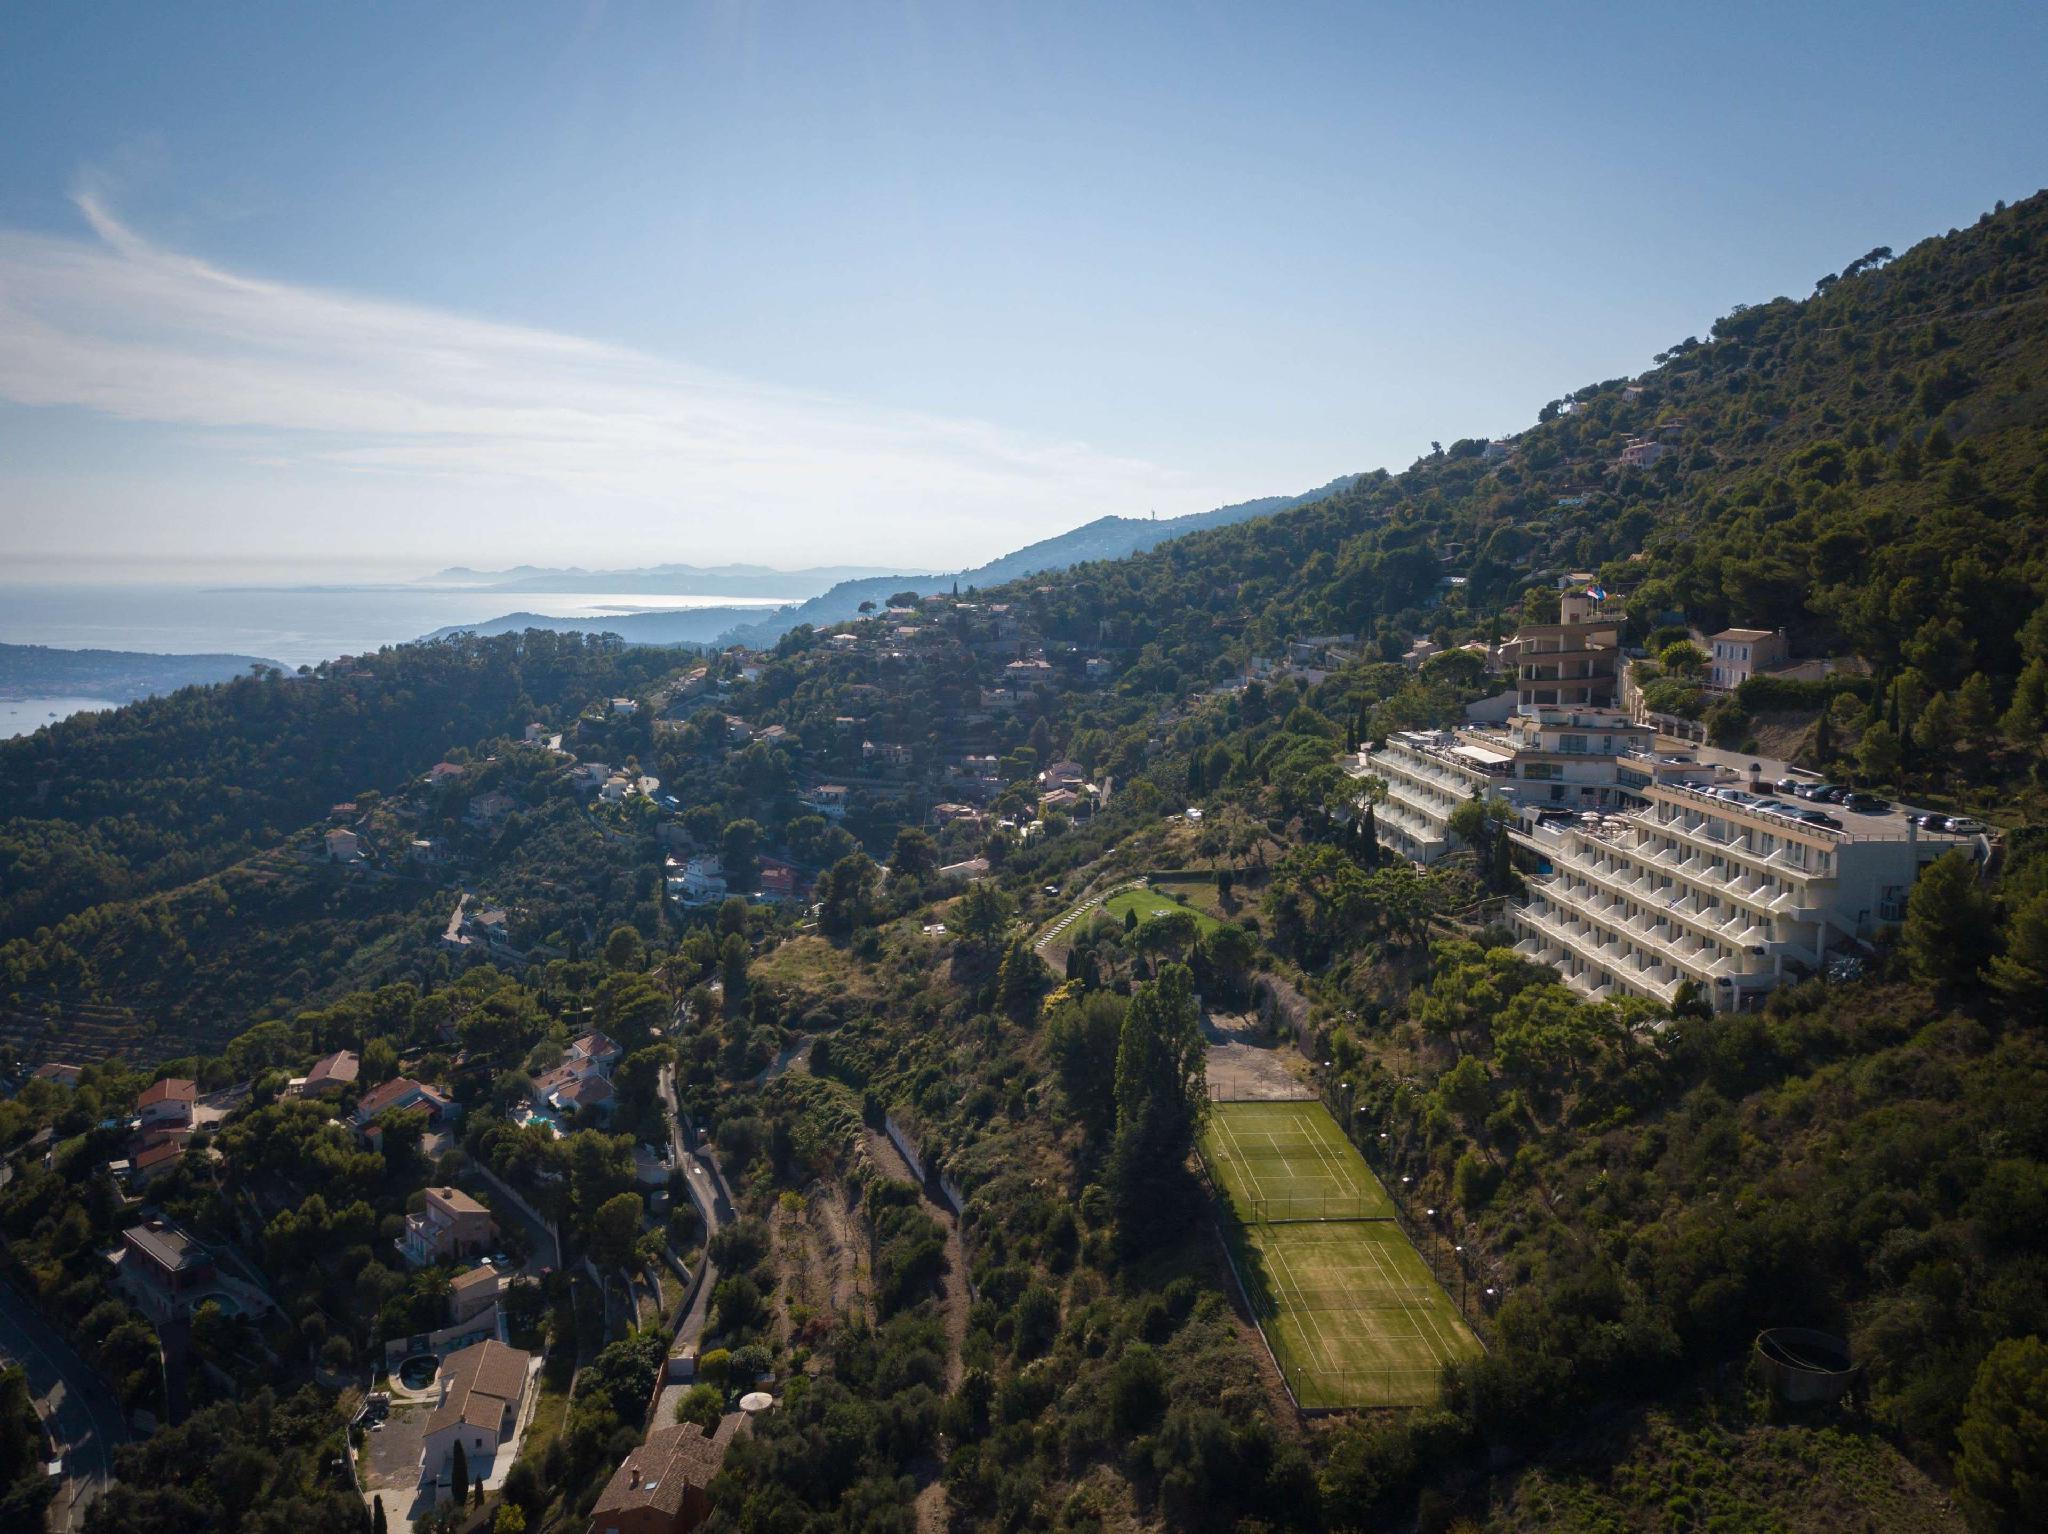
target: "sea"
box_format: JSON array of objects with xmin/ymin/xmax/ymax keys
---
[{"xmin": 0, "ymin": 582, "xmax": 791, "ymax": 738}]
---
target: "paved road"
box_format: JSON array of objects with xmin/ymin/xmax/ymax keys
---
[
  {"xmin": 653, "ymin": 1064, "xmax": 733, "ymax": 1424},
  {"xmin": 0, "ymin": 1277, "xmax": 128, "ymax": 1532}
]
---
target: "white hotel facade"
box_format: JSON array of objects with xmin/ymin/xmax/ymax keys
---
[{"xmin": 1354, "ymin": 709, "xmax": 1973, "ymax": 1013}]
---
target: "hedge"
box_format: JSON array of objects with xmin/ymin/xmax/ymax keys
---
[{"xmin": 1736, "ymin": 674, "xmax": 1876, "ymax": 712}]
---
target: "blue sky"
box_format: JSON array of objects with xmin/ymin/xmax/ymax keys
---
[{"xmin": 2, "ymin": 2, "xmax": 2045, "ymax": 578}]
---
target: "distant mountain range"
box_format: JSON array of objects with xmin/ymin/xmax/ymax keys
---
[
  {"xmin": 0, "ymin": 642, "xmax": 278, "ymax": 701},
  {"xmin": 419, "ymin": 561, "xmax": 901, "ymax": 597},
  {"xmin": 422, "ymin": 476, "xmax": 1358, "ymax": 650}
]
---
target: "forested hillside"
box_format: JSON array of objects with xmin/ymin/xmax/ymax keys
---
[
  {"xmin": 0, "ymin": 631, "xmax": 673, "ymax": 941},
  {"xmin": 2, "ymin": 192, "xmax": 2045, "ymax": 1534}
]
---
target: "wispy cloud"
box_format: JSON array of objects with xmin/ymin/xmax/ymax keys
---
[{"xmin": 0, "ymin": 192, "xmax": 1204, "ymax": 565}]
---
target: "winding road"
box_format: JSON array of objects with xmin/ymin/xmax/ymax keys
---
[{"xmin": 0, "ymin": 1276, "xmax": 128, "ymax": 1532}]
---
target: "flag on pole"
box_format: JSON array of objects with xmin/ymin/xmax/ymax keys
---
[{"xmin": 1585, "ymin": 584, "xmax": 1607, "ymax": 601}]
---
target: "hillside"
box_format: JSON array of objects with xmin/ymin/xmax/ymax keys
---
[
  {"xmin": 2, "ymin": 192, "xmax": 2045, "ymax": 1534},
  {"xmin": 0, "ymin": 641, "xmax": 277, "ymax": 702},
  {"xmin": 716, "ymin": 474, "xmax": 1356, "ymax": 645}
]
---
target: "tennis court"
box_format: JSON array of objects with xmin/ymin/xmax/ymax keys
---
[
  {"xmin": 1202, "ymin": 1098, "xmax": 1479, "ymax": 1408},
  {"xmin": 1240, "ymin": 1221, "xmax": 1481, "ymax": 1407},
  {"xmin": 1204, "ymin": 1098, "xmax": 1395, "ymax": 1222}
]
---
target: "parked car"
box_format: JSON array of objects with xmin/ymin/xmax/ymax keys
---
[
  {"xmin": 1912, "ymin": 812, "xmax": 1948, "ymax": 830},
  {"xmin": 1714, "ymin": 788, "xmax": 1757, "ymax": 804},
  {"xmin": 1793, "ymin": 809, "xmax": 1843, "ymax": 830},
  {"xmin": 1941, "ymin": 816, "xmax": 1989, "ymax": 834},
  {"xmin": 1772, "ymin": 777, "xmax": 1807, "ymax": 795},
  {"xmin": 1794, "ymin": 782, "xmax": 1840, "ymax": 801},
  {"xmin": 1815, "ymin": 786, "xmax": 1853, "ymax": 804}
]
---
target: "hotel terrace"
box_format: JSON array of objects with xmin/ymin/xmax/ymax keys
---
[
  {"xmin": 1508, "ymin": 779, "xmax": 1973, "ymax": 1012},
  {"xmin": 1349, "ymin": 706, "xmax": 1703, "ymax": 865}
]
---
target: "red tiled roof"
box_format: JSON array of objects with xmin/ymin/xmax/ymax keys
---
[{"xmin": 137, "ymin": 1078, "xmax": 197, "ymax": 1109}]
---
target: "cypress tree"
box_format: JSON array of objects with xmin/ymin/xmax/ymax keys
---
[{"xmin": 451, "ymin": 1438, "xmax": 469, "ymax": 1509}]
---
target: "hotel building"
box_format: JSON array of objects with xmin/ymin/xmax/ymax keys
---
[
  {"xmin": 1351, "ymin": 706, "xmax": 1690, "ymax": 864},
  {"xmin": 1508, "ymin": 780, "xmax": 1971, "ymax": 1011}
]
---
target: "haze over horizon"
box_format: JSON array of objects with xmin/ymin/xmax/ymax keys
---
[{"xmin": 3, "ymin": 2, "xmax": 2046, "ymax": 576}]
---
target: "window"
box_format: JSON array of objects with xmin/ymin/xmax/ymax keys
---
[{"xmin": 1560, "ymin": 734, "xmax": 1588, "ymax": 753}]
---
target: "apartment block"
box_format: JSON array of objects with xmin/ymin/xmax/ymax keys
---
[{"xmin": 1509, "ymin": 781, "xmax": 1971, "ymax": 1012}]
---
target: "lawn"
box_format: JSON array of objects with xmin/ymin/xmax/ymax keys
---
[
  {"xmin": 1202, "ymin": 1099, "xmax": 1479, "ymax": 1409},
  {"xmin": 1100, "ymin": 884, "xmax": 1225, "ymax": 935}
]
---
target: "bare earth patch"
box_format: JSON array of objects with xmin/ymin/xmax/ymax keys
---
[{"xmin": 1203, "ymin": 1009, "xmax": 1314, "ymax": 1102}]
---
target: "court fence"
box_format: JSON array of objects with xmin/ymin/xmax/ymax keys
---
[
  {"xmin": 1248, "ymin": 1193, "xmax": 1391, "ymax": 1226},
  {"xmin": 1275, "ymin": 1358, "xmax": 1451, "ymax": 1411}
]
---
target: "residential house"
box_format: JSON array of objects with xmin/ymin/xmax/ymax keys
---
[
  {"xmin": 448, "ymin": 1262, "xmax": 504, "ymax": 1327},
  {"xmin": 568, "ymin": 1031, "xmax": 623, "ymax": 1076},
  {"xmin": 755, "ymin": 858, "xmax": 801, "ymax": 903},
  {"xmin": 571, "ymin": 762, "xmax": 613, "ymax": 791},
  {"xmin": 1039, "ymin": 760, "xmax": 1088, "ymax": 791},
  {"xmin": 421, "ymin": 1339, "xmax": 532, "ymax": 1484},
  {"xmin": 599, "ymin": 775, "xmax": 632, "ymax": 805},
  {"xmin": 117, "ymin": 1219, "xmax": 216, "ymax": 1310},
  {"xmin": 409, "ymin": 836, "xmax": 448, "ymax": 866},
  {"xmin": 584, "ymin": 1418, "xmax": 745, "ymax": 1534},
  {"xmin": 1084, "ymin": 656, "xmax": 1116, "ymax": 680},
  {"xmin": 298, "ymin": 1050, "xmax": 361, "ymax": 1098},
  {"xmin": 1706, "ymin": 628, "xmax": 1791, "ymax": 691},
  {"xmin": 466, "ymin": 791, "xmax": 519, "ymax": 827},
  {"xmin": 806, "ymin": 785, "xmax": 849, "ymax": 818},
  {"xmin": 534, "ymin": 1057, "xmax": 615, "ymax": 1120},
  {"xmin": 354, "ymin": 1077, "xmax": 456, "ymax": 1131},
  {"xmin": 325, "ymin": 827, "xmax": 364, "ymax": 862},
  {"xmin": 929, "ymin": 803, "xmax": 986, "ymax": 830},
  {"xmin": 1003, "ymin": 658, "xmax": 1054, "ymax": 685},
  {"xmin": 30, "ymin": 1062, "xmax": 83, "ymax": 1088},
  {"xmin": 523, "ymin": 722, "xmax": 550, "ymax": 744},
  {"xmin": 130, "ymin": 1138, "xmax": 186, "ymax": 1187},
  {"xmin": 611, "ymin": 697, "xmax": 639, "ymax": 716},
  {"xmin": 667, "ymin": 855, "xmax": 728, "ymax": 907},
  {"xmin": 428, "ymin": 762, "xmax": 466, "ymax": 785},
  {"xmin": 1619, "ymin": 437, "xmax": 1667, "ymax": 469},
  {"xmin": 401, "ymin": 1186, "xmax": 496, "ymax": 1267},
  {"xmin": 136, "ymin": 1078, "xmax": 197, "ymax": 1132}
]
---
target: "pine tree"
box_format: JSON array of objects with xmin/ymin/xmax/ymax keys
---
[
  {"xmin": 2002, "ymin": 659, "xmax": 2048, "ymax": 741},
  {"xmin": 1107, "ymin": 966, "xmax": 1206, "ymax": 1254},
  {"xmin": 1956, "ymin": 671, "xmax": 1998, "ymax": 747}
]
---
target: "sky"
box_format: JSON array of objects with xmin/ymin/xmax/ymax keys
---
[{"xmin": 2, "ymin": 2, "xmax": 2045, "ymax": 581}]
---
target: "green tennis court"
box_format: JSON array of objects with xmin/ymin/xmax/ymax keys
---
[
  {"xmin": 1203, "ymin": 1099, "xmax": 1395, "ymax": 1222},
  {"xmin": 1201, "ymin": 1098, "xmax": 1480, "ymax": 1408},
  {"xmin": 1238, "ymin": 1221, "xmax": 1482, "ymax": 1408}
]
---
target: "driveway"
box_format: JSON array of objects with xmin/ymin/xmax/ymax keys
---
[{"xmin": 0, "ymin": 1276, "xmax": 129, "ymax": 1532}]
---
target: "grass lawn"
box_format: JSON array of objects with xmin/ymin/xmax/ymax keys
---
[
  {"xmin": 1202, "ymin": 1099, "xmax": 1478, "ymax": 1408},
  {"xmin": 1100, "ymin": 884, "xmax": 1225, "ymax": 935}
]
